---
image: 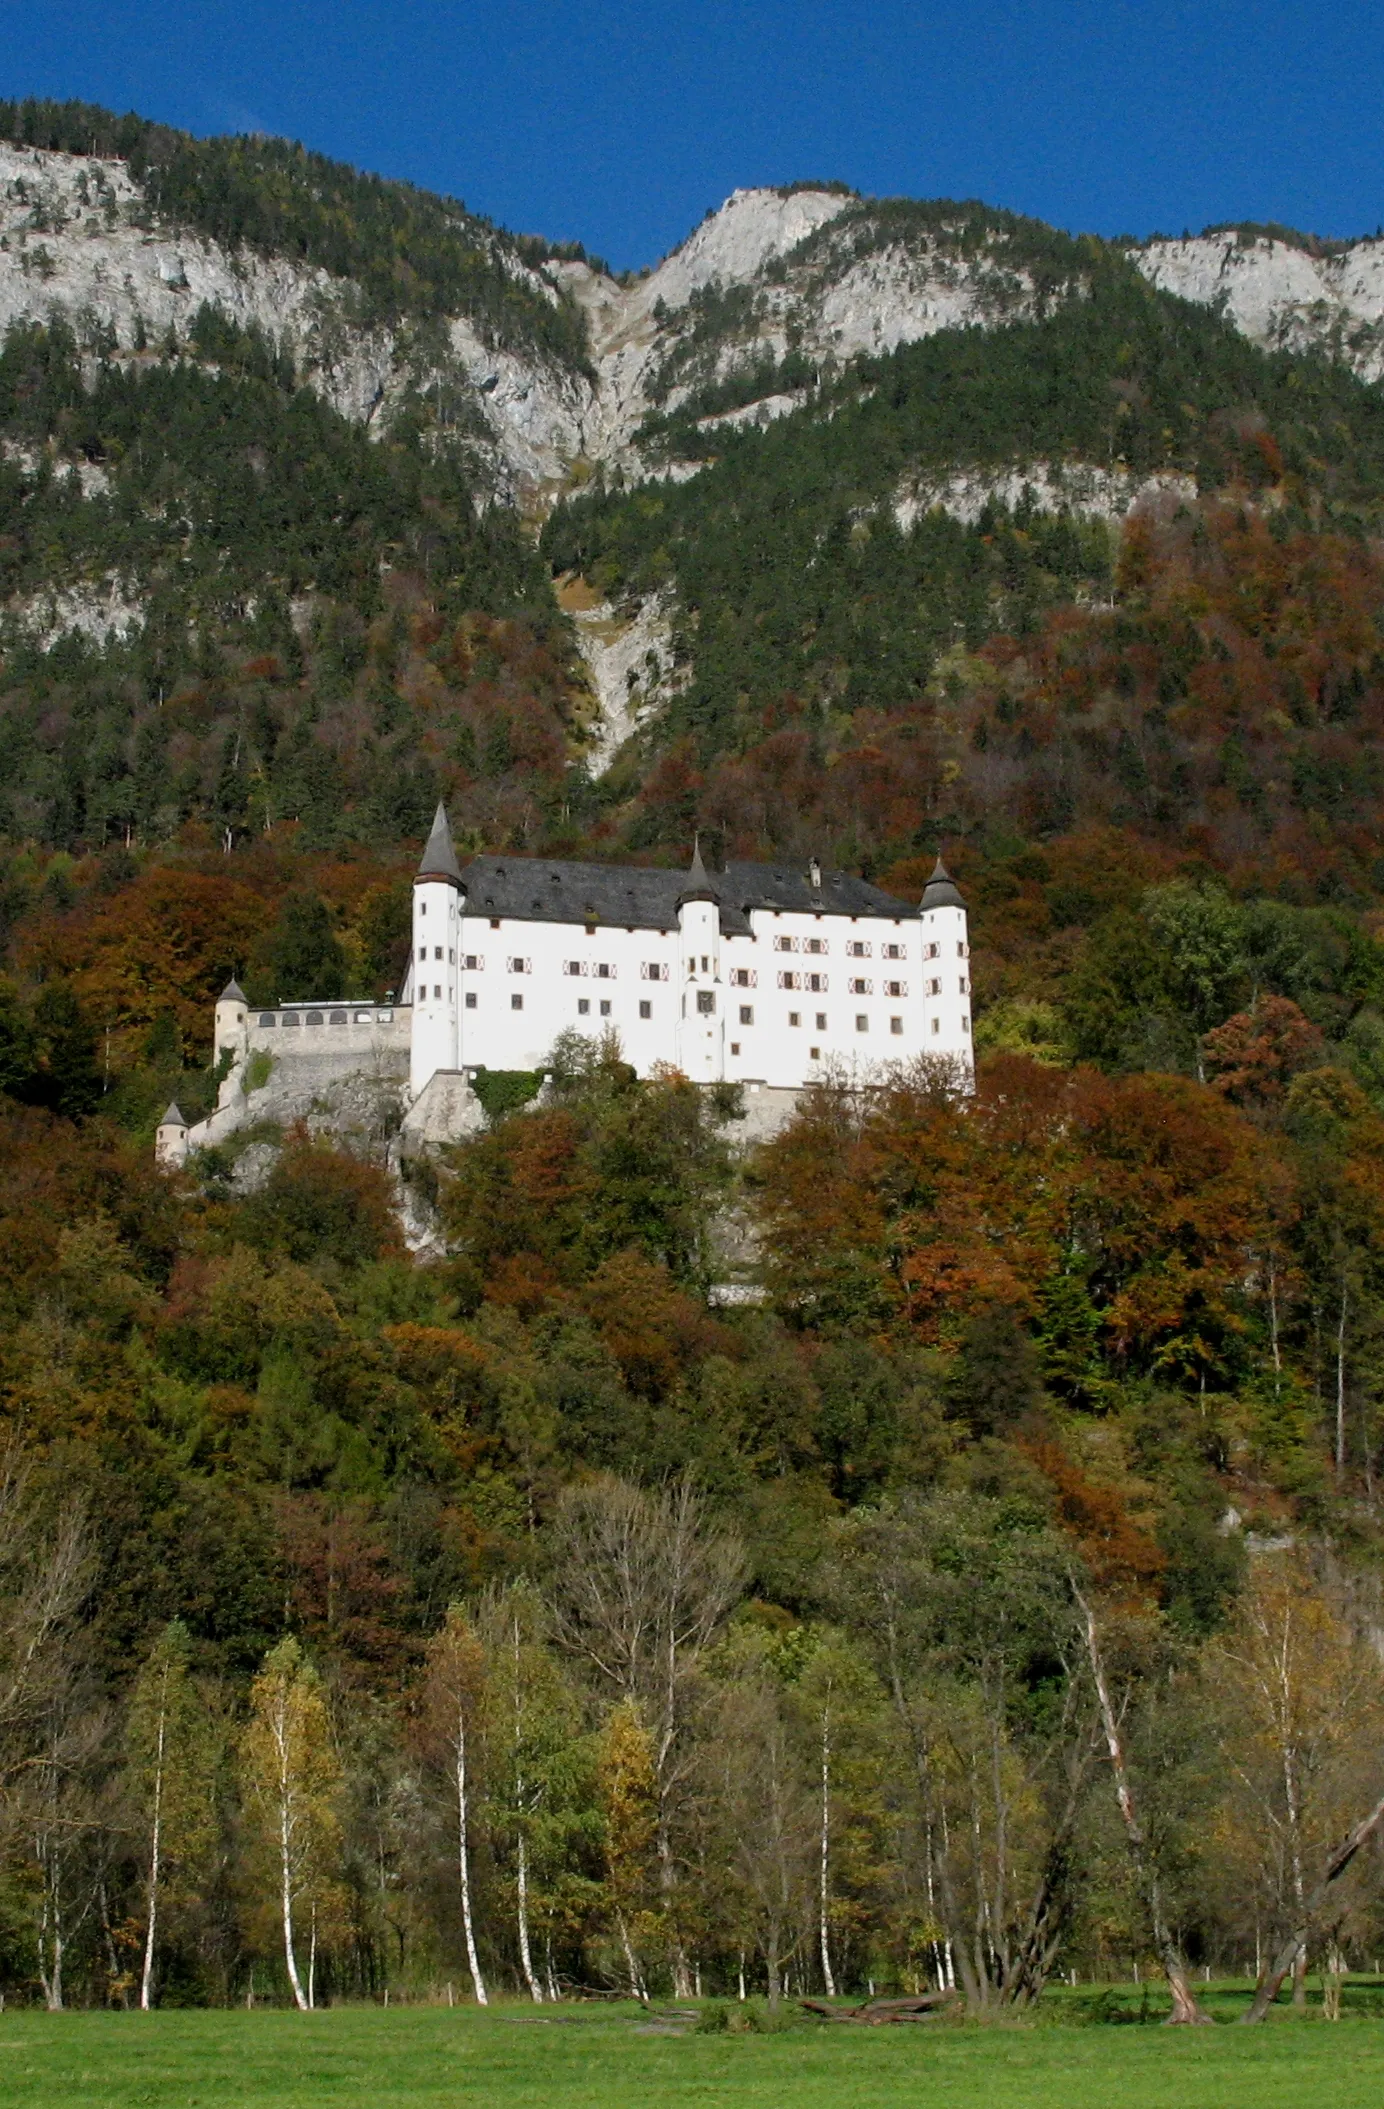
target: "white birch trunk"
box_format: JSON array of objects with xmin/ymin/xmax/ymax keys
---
[
  {"xmin": 819, "ymin": 1697, "xmax": 837, "ymax": 1996},
  {"xmin": 140, "ymin": 1661, "xmax": 169, "ymax": 2011},
  {"xmin": 274, "ymin": 1697, "xmax": 308, "ymax": 2012},
  {"xmin": 516, "ymin": 1828, "xmax": 542, "ymax": 2001},
  {"xmin": 453, "ymin": 1709, "xmax": 487, "ymax": 2005}
]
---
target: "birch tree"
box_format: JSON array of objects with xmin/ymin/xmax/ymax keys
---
[
  {"xmin": 420, "ymin": 1606, "xmax": 489, "ymax": 2005},
  {"xmin": 125, "ymin": 1620, "xmax": 218, "ymax": 2010},
  {"xmin": 240, "ymin": 1638, "xmax": 341, "ymax": 2010}
]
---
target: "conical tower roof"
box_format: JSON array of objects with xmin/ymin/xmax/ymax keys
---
[
  {"xmin": 219, "ymin": 977, "xmax": 246, "ymax": 1002},
  {"xmin": 677, "ymin": 833, "xmax": 718, "ymax": 906},
  {"xmin": 417, "ymin": 801, "xmax": 462, "ymax": 884},
  {"xmin": 921, "ymin": 855, "xmax": 965, "ymax": 911},
  {"xmin": 159, "ymin": 1102, "xmax": 188, "ymax": 1129}
]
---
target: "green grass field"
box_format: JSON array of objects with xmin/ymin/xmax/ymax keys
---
[{"xmin": 2, "ymin": 1994, "xmax": 1384, "ymax": 2109}]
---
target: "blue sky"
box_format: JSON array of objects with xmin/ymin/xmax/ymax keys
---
[{"xmin": 3, "ymin": 0, "xmax": 1381, "ymax": 269}]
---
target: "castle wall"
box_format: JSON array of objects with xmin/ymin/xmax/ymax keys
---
[{"xmin": 451, "ymin": 902, "xmax": 968, "ymax": 1088}]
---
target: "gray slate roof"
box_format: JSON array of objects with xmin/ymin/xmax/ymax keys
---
[
  {"xmin": 160, "ymin": 1102, "xmax": 187, "ymax": 1128},
  {"xmin": 219, "ymin": 978, "xmax": 246, "ymax": 1002},
  {"xmin": 457, "ymin": 853, "xmax": 921, "ymax": 934}
]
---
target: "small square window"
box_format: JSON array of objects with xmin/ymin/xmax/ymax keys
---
[
  {"xmin": 600, "ymin": 1000, "xmax": 611, "ymax": 1017},
  {"xmin": 891, "ymin": 1016, "xmax": 904, "ymax": 1035},
  {"xmin": 511, "ymin": 993, "xmax": 523, "ymax": 1011},
  {"xmin": 815, "ymin": 1012, "xmax": 827, "ymax": 1030},
  {"xmin": 730, "ymin": 1041, "xmax": 740, "ymax": 1056},
  {"xmin": 739, "ymin": 1005, "xmax": 753, "ymax": 1025},
  {"xmin": 434, "ymin": 984, "xmax": 442, "ymax": 1000},
  {"xmin": 931, "ymin": 1019, "xmax": 941, "ymax": 1035},
  {"xmin": 490, "ymin": 917, "xmax": 500, "ymax": 930},
  {"xmin": 578, "ymin": 998, "xmax": 590, "ymax": 1016},
  {"xmin": 465, "ymin": 993, "xmax": 477, "ymax": 1010},
  {"xmin": 810, "ymin": 1045, "xmax": 821, "ymax": 1059},
  {"xmin": 639, "ymin": 1000, "xmax": 651, "ymax": 1020},
  {"xmin": 788, "ymin": 1011, "xmax": 801, "ymax": 1027},
  {"xmin": 856, "ymin": 1014, "xmax": 868, "ymax": 1032},
  {"xmin": 465, "ymin": 954, "xmax": 478, "ymax": 970}
]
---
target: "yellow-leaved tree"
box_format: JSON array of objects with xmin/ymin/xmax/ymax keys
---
[{"xmin": 239, "ymin": 1638, "xmax": 342, "ymax": 2010}]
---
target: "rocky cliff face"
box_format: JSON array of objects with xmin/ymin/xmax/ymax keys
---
[
  {"xmin": 9, "ymin": 143, "xmax": 1378, "ymax": 505},
  {"xmin": 1135, "ymin": 230, "xmax": 1384, "ymax": 381}
]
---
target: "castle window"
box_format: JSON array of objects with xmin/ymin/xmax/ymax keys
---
[
  {"xmin": 739, "ymin": 1005, "xmax": 753, "ymax": 1026},
  {"xmin": 641, "ymin": 962, "xmax": 668, "ymax": 981},
  {"xmin": 597, "ymin": 962, "xmax": 613, "ymax": 980},
  {"xmin": 805, "ymin": 937, "xmax": 826, "ymax": 955},
  {"xmin": 511, "ymin": 994, "xmax": 523, "ymax": 1011},
  {"xmin": 731, "ymin": 968, "xmax": 756, "ymax": 988},
  {"xmin": 960, "ymin": 977, "xmax": 969, "ymax": 994},
  {"xmin": 774, "ymin": 936, "xmax": 799, "ymax": 953},
  {"xmin": 307, "ymin": 1011, "xmax": 323, "ymax": 1028},
  {"xmin": 925, "ymin": 942, "xmax": 939, "ymax": 959},
  {"xmin": 885, "ymin": 980, "xmax": 905, "ymax": 998},
  {"xmin": 434, "ymin": 985, "xmax": 442, "ymax": 1000},
  {"xmin": 434, "ymin": 947, "xmax": 443, "ymax": 960},
  {"xmin": 848, "ymin": 941, "xmax": 871, "ymax": 958},
  {"xmin": 419, "ymin": 903, "xmax": 426, "ymax": 916},
  {"xmin": 816, "ymin": 1012, "xmax": 827, "ymax": 1030},
  {"xmin": 696, "ymin": 990, "xmax": 715, "ymax": 1015},
  {"xmin": 281, "ymin": 1013, "xmax": 299, "ymax": 1027},
  {"xmin": 448, "ymin": 949, "xmax": 455, "ymax": 965},
  {"xmin": 810, "ymin": 1045, "xmax": 821, "ymax": 1059},
  {"xmin": 778, "ymin": 972, "xmax": 800, "ymax": 991},
  {"xmin": 891, "ymin": 1016, "xmax": 904, "ymax": 1035},
  {"xmin": 465, "ymin": 993, "xmax": 476, "ymax": 1009},
  {"xmin": 465, "ymin": 955, "xmax": 480, "ymax": 970},
  {"xmin": 600, "ymin": 1000, "xmax": 612, "ymax": 1017},
  {"xmin": 639, "ymin": 1000, "xmax": 651, "ymax": 1019},
  {"xmin": 928, "ymin": 978, "xmax": 942, "ymax": 996},
  {"xmin": 701, "ymin": 956, "xmax": 709, "ymax": 973},
  {"xmin": 856, "ymin": 1015, "xmax": 869, "ymax": 1032},
  {"xmin": 259, "ymin": 1013, "xmax": 276, "ymax": 1027},
  {"xmin": 331, "ymin": 1011, "xmax": 347, "ymax": 1027},
  {"xmin": 788, "ymin": 1011, "xmax": 801, "ymax": 1027},
  {"xmin": 578, "ymin": 999, "xmax": 590, "ymax": 1016},
  {"xmin": 419, "ymin": 947, "xmax": 426, "ymax": 962},
  {"xmin": 962, "ymin": 1015, "xmax": 970, "ymax": 1034},
  {"xmin": 958, "ymin": 942, "xmax": 968, "ymax": 957},
  {"xmin": 730, "ymin": 1041, "xmax": 740, "ymax": 1056},
  {"xmin": 490, "ymin": 918, "xmax": 500, "ymax": 929},
  {"xmin": 508, "ymin": 957, "xmax": 530, "ymax": 973},
  {"xmin": 807, "ymin": 973, "xmax": 826, "ymax": 993},
  {"xmin": 849, "ymin": 977, "xmax": 872, "ymax": 996},
  {"xmin": 931, "ymin": 1019, "xmax": 941, "ymax": 1035},
  {"xmin": 565, "ymin": 960, "xmax": 585, "ymax": 976}
]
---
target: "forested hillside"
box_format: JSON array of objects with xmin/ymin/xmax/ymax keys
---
[{"xmin": 5, "ymin": 106, "xmax": 1384, "ymax": 2018}]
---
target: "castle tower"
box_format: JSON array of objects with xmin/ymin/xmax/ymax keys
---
[
  {"xmin": 676, "ymin": 839, "xmax": 723, "ymax": 1083},
  {"xmin": 410, "ymin": 802, "xmax": 464, "ymax": 1100},
  {"xmin": 214, "ymin": 978, "xmax": 248, "ymax": 1108},
  {"xmin": 919, "ymin": 856, "xmax": 972, "ymax": 1076},
  {"xmin": 155, "ymin": 1101, "xmax": 190, "ymax": 1169}
]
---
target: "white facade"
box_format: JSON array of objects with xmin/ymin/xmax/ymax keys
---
[{"xmin": 402, "ymin": 816, "xmax": 973, "ymax": 1095}]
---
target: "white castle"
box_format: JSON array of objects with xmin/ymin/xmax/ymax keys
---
[{"xmin": 157, "ymin": 808, "xmax": 971, "ymax": 1163}]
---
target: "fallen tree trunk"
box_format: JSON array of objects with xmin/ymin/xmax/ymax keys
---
[{"xmin": 800, "ymin": 1990, "xmax": 957, "ymax": 2024}]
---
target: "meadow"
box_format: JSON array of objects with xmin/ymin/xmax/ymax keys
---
[{"xmin": 3, "ymin": 1993, "xmax": 1384, "ymax": 2109}]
